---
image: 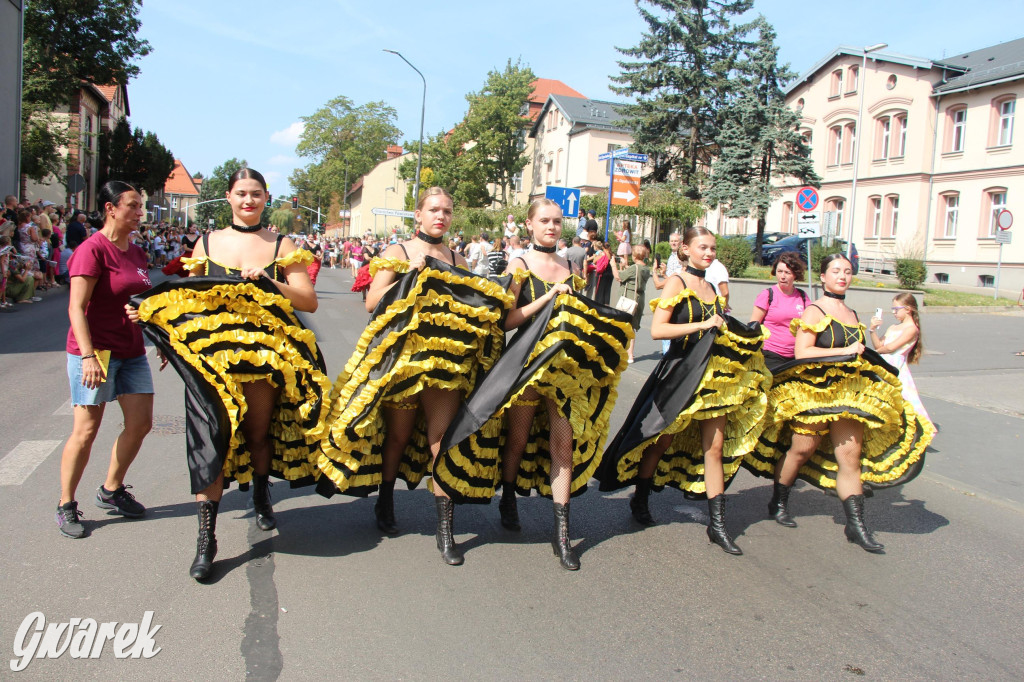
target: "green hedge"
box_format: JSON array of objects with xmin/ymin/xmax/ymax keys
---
[
  {"xmin": 716, "ymin": 235, "xmax": 751, "ymax": 278},
  {"xmin": 895, "ymin": 257, "xmax": 927, "ymax": 289}
]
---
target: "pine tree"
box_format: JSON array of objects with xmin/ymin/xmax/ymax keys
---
[
  {"xmin": 705, "ymin": 17, "xmax": 819, "ymax": 259},
  {"xmin": 611, "ymin": 0, "xmax": 753, "ymax": 197}
]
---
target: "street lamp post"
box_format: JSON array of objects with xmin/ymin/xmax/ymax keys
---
[
  {"xmin": 847, "ymin": 42, "xmax": 888, "ymax": 264},
  {"xmin": 383, "ymin": 49, "xmax": 426, "ymax": 206}
]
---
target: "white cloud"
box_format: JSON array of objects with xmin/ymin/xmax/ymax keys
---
[
  {"xmin": 268, "ymin": 154, "xmax": 298, "ymax": 166},
  {"xmin": 262, "ymin": 171, "xmax": 286, "ymax": 192},
  {"xmin": 270, "ymin": 122, "xmax": 305, "ymax": 147}
]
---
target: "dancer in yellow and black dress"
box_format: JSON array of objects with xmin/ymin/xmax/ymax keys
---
[
  {"xmin": 597, "ymin": 227, "xmax": 771, "ymax": 555},
  {"xmin": 745, "ymin": 253, "xmax": 932, "ymax": 552},
  {"xmin": 131, "ymin": 168, "xmax": 330, "ymax": 581},
  {"xmin": 436, "ymin": 199, "xmax": 633, "ymax": 569},
  {"xmin": 317, "ymin": 188, "xmax": 515, "ymax": 566}
]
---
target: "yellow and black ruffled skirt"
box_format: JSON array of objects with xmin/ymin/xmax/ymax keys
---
[
  {"xmin": 316, "ymin": 257, "xmax": 514, "ymax": 498},
  {"xmin": 435, "ymin": 292, "xmax": 634, "ymax": 503},
  {"xmin": 744, "ymin": 349, "xmax": 932, "ymax": 491},
  {"xmin": 133, "ymin": 276, "xmax": 332, "ymax": 494},
  {"xmin": 597, "ymin": 316, "xmax": 771, "ymax": 498}
]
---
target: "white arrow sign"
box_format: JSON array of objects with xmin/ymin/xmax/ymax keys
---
[{"xmin": 613, "ymin": 189, "xmax": 637, "ymax": 203}]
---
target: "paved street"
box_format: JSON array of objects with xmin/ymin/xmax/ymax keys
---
[{"xmin": 1, "ymin": 267, "xmax": 1022, "ymax": 680}]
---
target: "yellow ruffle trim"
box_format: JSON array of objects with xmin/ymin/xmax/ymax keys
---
[
  {"xmin": 434, "ymin": 293, "xmax": 634, "ymax": 501},
  {"xmin": 180, "ymin": 248, "xmax": 313, "ymax": 275},
  {"xmin": 317, "ymin": 266, "xmax": 515, "ymax": 494},
  {"xmin": 650, "ymin": 288, "xmax": 723, "ymax": 312},
  {"xmin": 790, "ymin": 314, "xmax": 866, "ymax": 337},
  {"xmin": 368, "ymin": 257, "xmax": 411, "ymax": 277},
  {"xmin": 510, "ymin": 270, "xmax": 586, "ymax": 293},
  {"xmin": 745, "ymin": 355, "xmax": 933, "ymax": 490},
  {"xmin": 137, "ymin": 282, "xmax": 332, "ymax": 486},
  {"xmin": 275, "ymin": 248, "xmax": 314, "ymax": 268}
]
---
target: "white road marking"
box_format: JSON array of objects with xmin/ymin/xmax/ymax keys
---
[
  {"xmin": 0, "ymin": 440, "xmax": 62, "ymax": 486},
  {"xmin": 53, "ymin": 399, "xmax": 73, "ymax": 415}
]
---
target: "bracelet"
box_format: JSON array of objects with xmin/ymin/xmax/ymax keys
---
[{"xmin": 81, "ymin": 354, "xmax": 96, "ymax": 359}]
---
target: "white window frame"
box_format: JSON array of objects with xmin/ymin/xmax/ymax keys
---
[
  {"xmin": 889, "ymin": 196, "xmax": 899, "ymax": 236},
  {"xmin": 831, "ymin": 126, "xmax": 843, "ymax": 165},
  {"xmin": 880, "ymin": 118, "xmax": 891, "ymax": 159},
  {"xmin": 834, "ymin": 200, "xmax": 845, "ymax": 236},
  {"xmin": 871, "ymin": 198, "xmax": 882, "ymax": 237},
  {"xmin": 952, "ymin": 109, "xmax": 966, "ymax": 152},
  {"xmin": 897, "ymin": 116, "xmax": 907, "ymax": 157},
  {"xmin": 989, "ymin": 192, "xmax": 1007, "ymax": 236},
  {"xmin": 944, "ymin": 195, "xmax": 959, "ymax": 238},
  {"xmin": 998, "ymin": 99, "xmax": 1015, "ymax": 146}
]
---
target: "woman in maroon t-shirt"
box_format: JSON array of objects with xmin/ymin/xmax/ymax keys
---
[{"xmin": 56, "ymin": 181, "xmax": 159, "ymax": 540}]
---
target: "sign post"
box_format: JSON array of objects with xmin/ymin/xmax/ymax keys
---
[
  {"xmin": 596, "ymin": 148, "xmax": 648, "ymax": 240},
  {"xmin": 994, "ymin": 209, "xmax": 1013, "ymax": 299},
  {"xmin": 544, "ymin": 186, "xmax": 582, "ymax": 218},
  {"xmin": 796, "ymin": 186, "xmax": 820, "ymax": 294}
]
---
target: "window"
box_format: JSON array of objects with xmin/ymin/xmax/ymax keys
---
[
  {"xmin": 979, "ymin": 274, "xmax": 994, "ymax": 288},
  {"xmin": 782, "ymin": 201, "xmax": 793, "ymax": 233},
  {"xmin": 878, "ymin": 117, "xmax": 891, "ymax": 159},
  {"xmin": 998, "ymin": 99, "xmax": 1015, "ymax": 146},
  {"xmin": 829, "ymin": 126, "xmax": 843, "ymax": 165},
  {"xmin": 847, "ymin": 66, "xmax": 859, "ymax": 94},
  {"xmin": 887, "ymin": 195, "xmax": 900, "ymax": 236},
  {"xmin": 934, "ymin": 272, "xmax": 949, "ymax": 284},
  {"xmin": 895, "ymin": 115, "xmax": 907, "ymax": 157},
  {"xmin": 171, "ymin": 196, "xmax": 178, "ymax": 209},
  {"xmin": 844, "ymin": 123, "xmax": 856, "ymax": 164},
  {"xmin": 830, "ymin": 69, "xmax": 844, "ymax": 98},
  {"xmin": 943, "ymin": 194, "xmax": 959, "ymax": 238},
  {"xmin": 869, "ymin": 197, "xmax": 882, "ymax": 237},
  {"xmin": 949, "ymin": 107, "xmax": 967, "ymax": 152},
  {"xmin": 555, "ymin": 149, "xmax": 562, "ymax": 182},
  {"xmin": 988, "ymin": 191, "xmax": 1007, "ymax": 236},
  {"xmin": 825, "ymin": 198, "xmax": 845, "ymax": 236},
  {"xmin": 512, "ymin": 172, "xmax": 523, "ymax": 193}
]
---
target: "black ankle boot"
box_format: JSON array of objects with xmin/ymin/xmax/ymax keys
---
[
  {"xmin": 434, "ymin": 497, "xmax": 464, "ymax": 566},
  {"xmin": 768, "ymin": 482, "xmax": 797, "ymax": 528},
  {"xmin": 629, "ymin": 477, "xmax": 656, "ymax": 526},
  {"xmin": 552, "ymin": 502, "xmax": 580, "ymax": 570},
  {"xmin": 842, "ymin": 494, "xmax": 885, "ymax": 553},
  {"xmin": 375, "ymin": 480, "xmax": 398, "ymax": 535},
  {"xmin": 252, "ymin": 475, "xmax": 276, "ymax": 531},
  {"xmin": 190, "ymin": 500, "xmax": 219, "ymax": 581},
  {"xmin": 498, "ymin": 481, "xmax": 520, "ymax": 531},
  {"xmin": 706, "ymin": 495, "xmax": 742, "ymax": 555}
]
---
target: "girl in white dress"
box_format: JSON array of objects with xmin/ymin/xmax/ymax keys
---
[{"xmin": 869, "ymin": 293, "xmax": 935, "ymax": 432}]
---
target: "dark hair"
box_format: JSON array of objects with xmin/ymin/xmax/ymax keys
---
[
  {"xmin": 772, "ymin": 251, "xmax": 806, "ymax": 279},
  {"xmin": 227, "ymin": 167, "xmax": 268, "ymax": 193},
  {"xmin": 15, "ymin": 209, "xmax": 30, "ymax": 225},
  {"xmin": 819, "ymin": 251, "xmax": 853, "ymax": 274},
  {"xmin": 98, "ymin": 180, "xmax": 138, "ymax": 214},
  {"xmin": 676, "ymin": 225, "xmax": 715, "ymax": 263}
]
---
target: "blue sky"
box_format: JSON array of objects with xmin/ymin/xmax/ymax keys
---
[{"xmin": 130, "ymin": 0, "xmax": 1021, "ymax": 197}]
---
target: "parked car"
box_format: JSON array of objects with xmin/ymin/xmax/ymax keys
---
[{"xmin": 761, "ymin": 235, "xmax": 860, "ymax": 274}]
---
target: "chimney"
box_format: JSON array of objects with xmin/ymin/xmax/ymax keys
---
[{"xmin": 386, "ymin": 145, "xmax": 404, "ymax": 160}]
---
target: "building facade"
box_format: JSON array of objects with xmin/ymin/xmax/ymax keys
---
[
  {"xmin": 154, "ymin": 159, "xmax": 201, "ymax": 226},
  {"xmin": 765, "ymin": 39, "xmax": 1022, "ymax": 294},
  {"xmin": 347, "ymin": 145, "xmax": 410, "ymax": 237}
]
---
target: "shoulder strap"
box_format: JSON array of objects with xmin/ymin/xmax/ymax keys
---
[
  {"xmin": 397, "ymin": 242, "xmax": 409, "ymax": 259},
  {"xmin": 273, "ymin": 234, "xmax": 284, "ymax": 259},
  {"xmin": 808, "ymin": 303, "xmax": 826, "ymax": 315},
  {"xmin": 798, "ymin": 287, "xmax": 808, "ymax": 303},
  {"xmin": 202, "ymin": 232, "xmax": 210, "ymax": 254},
  {"xmin": 513, "ymin": 255, "xmax": 528, "ymax": 270},
  {"xmin": 449, "ymin": 247, "xmax": 456, "ymax": 266},
  {"xmin": 766, "ymin": 286, "xmax": 774, "ymax": 309}
]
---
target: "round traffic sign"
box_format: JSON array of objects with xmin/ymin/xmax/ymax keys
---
[
  {"xmin": 996, "ymin": 209, "xmax": 1013, "ymax": 231},
  {"xmin": 797, "ymin": 186, "xmax": 819, "ymax": 212}
]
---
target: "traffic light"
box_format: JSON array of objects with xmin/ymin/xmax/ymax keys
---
[
  {"xmin": 291, "ymin": 197, "xmax": 298, "ymax": 209},
  {"xmin": 266, "ymin": 194, "xmax": 272, "ymax": 207}
]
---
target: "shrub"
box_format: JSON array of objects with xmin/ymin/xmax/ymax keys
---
[
  {"xmin": 810, "ymin": 241, "xmax": 844, "ymax": 273},
  {"xmin": 895, "ymin": 257, "xmax": 927, "ymax": 289},
  {"xmin": 654, "ymin": 241, "xmax": 672, "ymax": 263},
  {"xmin": 716, "ymin": 235, "xmax": 751, "ymax": 278}
]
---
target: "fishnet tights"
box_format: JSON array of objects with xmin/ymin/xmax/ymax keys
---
[
  {"xmin": 382, "ymin": 387, "xmax": 463, "ymax": 498},
  {"xmin": 502, "ymin": 388, "xmax": 573, "ymax": 504}
]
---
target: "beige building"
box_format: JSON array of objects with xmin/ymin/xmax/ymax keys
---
[
  {"xmin": 527, "ymin": 94, "xmax": 635, "ymax": 201},
  {"xmin": 25, "ymin": 83, "xmax": 130, "ymax": 212},
  {"xmin": 154, "ymin": 159, "xmax": 201, "ymax": 226},
  {"xmin": 347, "ymin": 145, "xmax": 411, "ymax": 237},
  {"xmin": 764, "ymin": 39, "xmax": 1022, "ymax": 294}
]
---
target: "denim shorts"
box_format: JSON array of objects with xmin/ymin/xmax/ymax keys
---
[{"xmin": 67, "ymin": 353, "xmax": 154, "ymax": 406}]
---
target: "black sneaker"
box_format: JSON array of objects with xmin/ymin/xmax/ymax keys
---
[
  {"xmin": 95, "ymin": 484, "xmax": 146, "ymax": 518},
  {"xmin": 56, "ymin": 501, "xmax": 86, "ymax": 538}
]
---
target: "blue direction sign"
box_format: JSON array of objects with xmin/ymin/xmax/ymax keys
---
[
  {"xmin": 545, "ymin": 186, "xmax": 582, "ymax": 217},
  {"xmin": 797, "ymin": 186, "xmax": 819, "ymax": 212}
]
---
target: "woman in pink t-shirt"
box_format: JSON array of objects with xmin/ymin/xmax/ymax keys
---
[
  {"xmin": 750, "ymin": 252, "xmax": 808, "ymax": 373},
  {"xmin": 56, "ymin": 181, "xmax": 159, "ymax": 540}
]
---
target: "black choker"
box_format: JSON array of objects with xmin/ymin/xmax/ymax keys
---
[
  {"xmin": 532, "ymin": 244, "xmax": 556, "ymax": 254},
  {"xmin": 823, "ymin": 291, "xmax": 846, "ymax": 300},
  {"xmin": 685, "ymin": 265, "xmax": 706, "ymax": 278},
  {"xmin": 416, "ymin": 231, "xmax": 444, "ymax": 245},
  {"xmin": 231, "ymin": 223, "xmax": 263, "ymax": 233}
]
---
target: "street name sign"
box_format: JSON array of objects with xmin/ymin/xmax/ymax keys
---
[
  {"xmin": 611, "ymin": 159, "xmax": 641, "ymax": 207},
  {"xmin": 597, "ymin": 148, "xmax": 649, "ymax": 163},
  {"xmin": 545, "ymin": 186, "xmax": 582, "ymax": 217},
  {"xmin": 371, "ymin": 208, "xmax": 415, "ymax": 219}
]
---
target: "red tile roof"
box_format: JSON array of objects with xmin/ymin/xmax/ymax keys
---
[
  {"xmin": 95, "ymin": 85, "xmax": 118, "ymax": 101},
  {"xmin": 527, "ymin": 79, "xmax": 585, "ymax": 120},
  {"xmin": 164, "ymin": 160, "xmax": 200, "ymax": 196}
]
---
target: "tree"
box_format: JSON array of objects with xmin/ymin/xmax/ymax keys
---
[
  {"xmin": 611, "ymin": 0, "xmax": 753, "ymax": 197},
  {"xmin": 294, "ymin": 96, "xmax": 402, "ymax": 207},
  {"xmin": 460, "ymin": 59, "xmax": 537, "ymax": 207},
  {"xmin": 269, "ymin": 207, "xmax": 298, "ymax": 234},
  {"xmin": 704, "ymin": 17, "xmax": 820, "ymax": 260},
  {"xmin": 97, "ymin": 117, "xmax": 175, "ymax": 196},
  {"xmin": 398, "ymin": 130, "xmax": 490, "ymax": 208},
  {"xmin": 21, "ymin": 1, "xmax": 152, "ymax": 189}
]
